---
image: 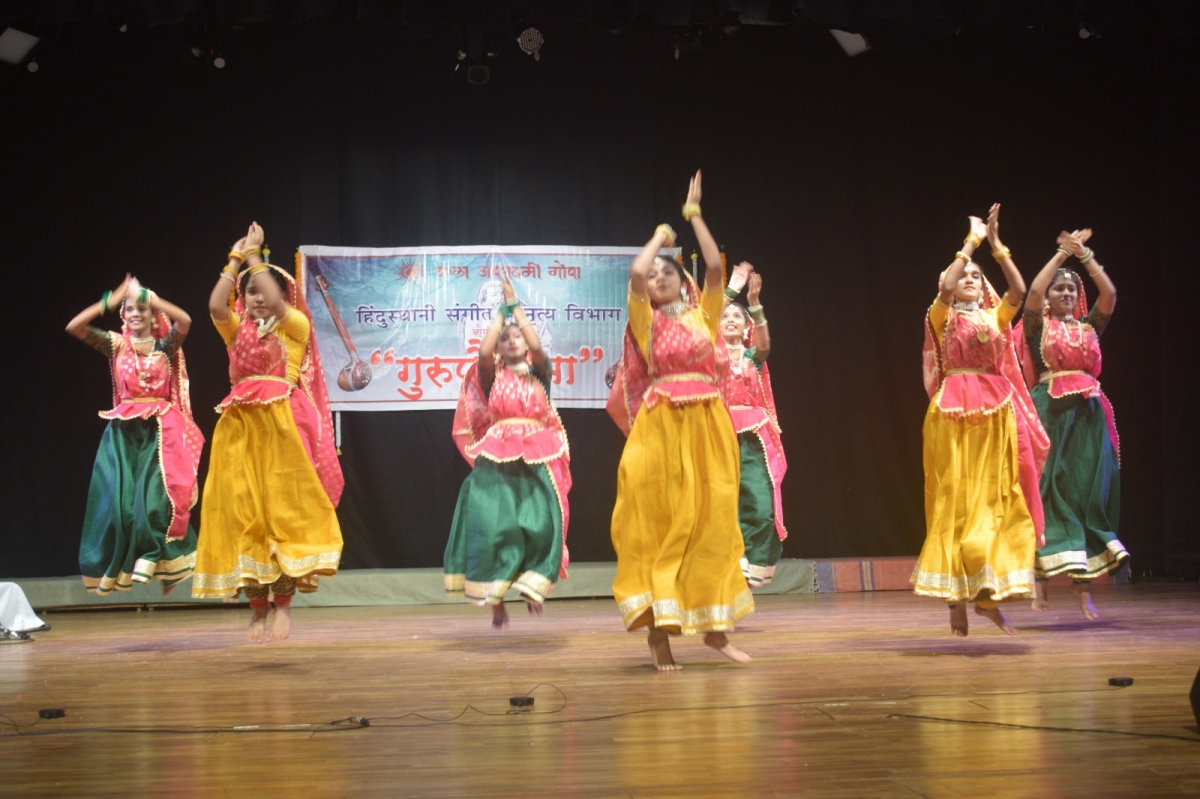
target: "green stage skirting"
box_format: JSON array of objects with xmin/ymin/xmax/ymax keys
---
[{"xmin": 7, "ymin": 559, "xmax": 816, "ymax": 610}]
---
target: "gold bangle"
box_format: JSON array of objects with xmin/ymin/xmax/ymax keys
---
[
  {"xmin": 247, "ymin": 263, "xmax": 269, "ymax": 276},
  {"xmin": 655, "ymin": 224, "xmax": 677, "ymax": 245},
  {"xmin": 991, "ymin": 246, "xmax": 1011, "ymax": 260},
  {"xmin": 955, "ymin": 251, "xmax": 970, "ymax": 263},
  {"xmin": 242, "ymin": 245, "xmax": 262, "ymax": 260},
  {"xmin": 1078, "ymin": 248, "xmax": 1096, "ymax": 264},
  {"xmin": 1056, "ymin": 246, "xmax": 1071, "ymax": 256},
  {"xmin": 682, "ymin": 202, "xmax": 702, "ymax": 221},
  {"xmin": 227, "ymin": 250, "xmax": 245, "ymax": 263},
  {"xmin": 1088, "ymin": 265, "xmax": 1105, "ymax": 277},
  {"xmin": 964, "ymin": 233, "xmax": 984, "ymax": 247},
  {"xmin": 220, "ymin": 267, "xmax": 238, "ymax": 284}
]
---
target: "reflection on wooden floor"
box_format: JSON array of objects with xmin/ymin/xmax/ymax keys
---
[{"xmin": 4, "ymin": 584, "xmax": 1199, "ymax": 797}]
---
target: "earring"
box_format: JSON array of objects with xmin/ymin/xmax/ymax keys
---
[{"xmin": 743, "ymin": 328, "xmax": 750, "ymax": 341}]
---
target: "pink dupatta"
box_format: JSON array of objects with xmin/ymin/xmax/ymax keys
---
[
  {"xmin": 227, "ymin": 263, "xmax": 345, "ymax": 506},
  {"xmin": 453, "ymin": 358, "xmax": 571, "ymax": 578},
  {"xmin": 102, "ymin": 301, "xmax": 204, "ymax": 541},
  {"xmin": 922, "ymin": 272, "xmax": 1050, "ymax": 545},
  {"xmin": 606, "ymin": 268, "xmax": 730, "ymax": 434},
  {"xmin": 1013, "ymin": 271, "xmax": 1120, "ymax": 463}
]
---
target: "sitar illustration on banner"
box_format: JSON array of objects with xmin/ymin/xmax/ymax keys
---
[{"xmin": 298, "ymin": 245, "xmax": 680, "ymax": 411}]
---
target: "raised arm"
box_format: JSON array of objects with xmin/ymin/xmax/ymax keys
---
[
  {"xmin": 1025, "ymin": 230, "xmax": 1085, "ymax": 314},
  {"xmin": 985, "ymin": 203, "xmax": 1025, "ymax": 306},
  {"xmin": 210, "ymin": 233, "xmax": 249, "ymax": 321},
  {"xmin": 939, "ymin": 215, "xmax": 989, "ymax": 305},
  {"xmin": 476, "ymin": 297, "xmax": 505, "ymax": 392},
  {"xmin": 683, "ymin": 170, "xmax": 723, "ymax": 292},
  {"xmin": 629, "ymin": 225, "xmax": 675, "ymax": 298},
  {"xmin": 724, "ymin": 261, "xmax": 753, "ymax": 307},
  {"xmin": 746, "ymin": 272, "xmax": 771, "ymax": 359},
  {"xmin": 503, "ymin": 273, "xmax": 547, "ymax": 371},
  {"xmin": 66, "ymin": 274, "xmax": 129, "ymax": 354},
  {"xmin": 139, "ymin": 282, "xmax": 193, "ymax": 338},
  {"xmin": 1071, "ymin": 233, "xmax": 1116, "ymax": 317}
]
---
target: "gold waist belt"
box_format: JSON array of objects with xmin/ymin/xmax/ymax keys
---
[
  {"xmin": 118, "ymin": 396, "xmax": 168, "ymax": 403},
  {"xmin": 945, "ymin": 368, "xmax": 996, "ymax": 376},
  {"xmin": 650, "ymin": 372, "xmax": 716, "ymax": 387},
  {"xmin": 493, "ymin": 417, "xmax": 545, "ymax": 428},
  {"xmin": 1039, "ymin": 370, "xmax": 1093, "ymax": 384},
  {"xmin": 234, "ymin": 375, "xmax": 295, "ymax": 387}
]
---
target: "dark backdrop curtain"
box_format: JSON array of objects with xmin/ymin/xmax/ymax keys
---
[{"xmin": 1, "ymin": 20, "xmax": 1195, "ymax": 576}]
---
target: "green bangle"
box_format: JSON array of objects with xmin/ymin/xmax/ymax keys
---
[
  {"xmin": 136, "ymin": 287, "xmax": 149, "ymax": 304},
  {"xmin": 1056, "ymin": 246, "xmax": 1071, "ymax": 257},
  {"xmin": 723, "ymin": 286, "xmax": 739, "ymax": 300},
  {"xmin": 100, "ymin": 290, "xmax": 112, "ymax": 314}
]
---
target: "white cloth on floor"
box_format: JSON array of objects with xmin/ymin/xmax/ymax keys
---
[{"xmin": 0, "ymin": 583, "xmax": 45, "ymax": 632}]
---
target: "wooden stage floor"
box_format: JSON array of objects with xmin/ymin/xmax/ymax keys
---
[{"xmin": 4, "ymin": 584, "xmax": 1199, "ymax": 798}]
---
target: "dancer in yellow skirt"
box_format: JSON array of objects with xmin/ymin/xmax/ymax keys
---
[
  {"xmin": 193, "ymin": 223, "xmax": 345, "ymax": 643},
  {"xmin": 915, "ymin": 205, "xmax": 1049, "ymax": 636},
  {"xmin": 607, "ymin": 170, "xmax": 753, "ymax": 670}
]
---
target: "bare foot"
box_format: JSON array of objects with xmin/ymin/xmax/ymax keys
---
[
  {"xmin": 704, "ymin": 632, "xmax": 753, "ymax": 664},
  {"xmin": 524, "ymin": 598, "xmax": 544, "ymax": 617},
  {"xmin": 949, "ymin": 603, "xmax": 968, "ymax": 637},
  {"xmin": 648, "ymin": 629, "xmax": 681, "ymax": 671},
  {"xmin": 1072, "ymin": 584, "xmax": 1100, "ymax": 620},
  {"xmin": 975, "ymin": 604, "xmax": 1017, "ymax": 635},
  {"xmin": 491, "ymin": 603, "xmax": 509, "ymax": 629},
  {"xmin": 267, "ymin": 604, "xmax": 291, "ymax": 642},
  {"xmin": 246, "ymin": 606, "xmax": 269, "ymax": 643},
  {"xmin": 1031, "ymin": 581, "xmax": 1049, "ymax": 611}
]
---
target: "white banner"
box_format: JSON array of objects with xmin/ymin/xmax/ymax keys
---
[{"xmin": 299, "ymin": 245, "xmax": 680, "ymax": 411}]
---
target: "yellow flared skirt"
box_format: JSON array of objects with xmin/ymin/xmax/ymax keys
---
[
  {"xmin": 913, "ymin": 401, "xmax": 1036, "ymax": 602},
  {"xmin": 192, "ymin": 399, "xmax": 343, "ymax": 598},
  {"xmin": 611, "ymin": 399, "xmax": 754, "ymax": 635}
]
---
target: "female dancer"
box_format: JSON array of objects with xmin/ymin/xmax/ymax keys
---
[
  {"xmin": 66, "ymin": 276, "xmax": 203, "ymax": 594},
  {"xmin": 608, "ymin": 170, "xmax": 753, "ymax": 670},
  {"xmin": 1020, "ymin": 230, "xmax": 1125, "ymax": 619},
  {"xmin": 914, "ymin": 205, "xmax": 1049, "ymax": 636},
  {"xmin": 446, "ymin": 274, "xmax": 571, "ymax": 628},
  {"xmin": 192, "ymin": 223, "xmax": 344, "ymax": 643},
  {"xmin": 719, "ymin": 264, "xmax": 787, "ymax": 587}
]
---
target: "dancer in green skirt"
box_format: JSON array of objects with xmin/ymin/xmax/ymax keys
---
[
  {"xmin": 65, "ymin": 275, "xmax": 204, "ymax": 594},
  {"xmin": 1019, "ymin": 228, "xmax": 1125, "ymax": 619},
  {"xmin": 446, "ymin": 273, "xmax": 571, "ymax": 628},
  {"xmin": 720, "ymin": 263, "xmax": 788, "ymax": 587}
]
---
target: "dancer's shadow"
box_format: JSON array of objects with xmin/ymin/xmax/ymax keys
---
[
  {"xmin": 897, "ymin": 640, "xmax": 1034, "ymax": 658},
  {"xmin": 1017, "ymin": 618, "xmax": 1123, "ymax": 633},
  {"xmin": 436, "ymin": 636, "xmax": 570, "ymax": 655}
]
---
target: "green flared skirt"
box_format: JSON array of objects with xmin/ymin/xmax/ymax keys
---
[
  {"xmin": 80, "ymin": 418, "xmax": 197, "ymax": 594},
  {"xmin": 738, "ymin": 432, "xmax": 782, "ymax": 587},
  {"xmin": 444, "ymin": 458, "xmax": 563, "ymax": 605},
  {"xmin": 1032, "ymin": 388, "xmax": 1126, "ymax": 579}
]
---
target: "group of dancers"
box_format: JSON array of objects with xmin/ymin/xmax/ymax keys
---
[{"xmin": 64, "ymin": 171, "xmax": 1124, "ymax": 667}]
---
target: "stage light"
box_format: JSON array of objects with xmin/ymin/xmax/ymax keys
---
[
  {"xmin": 672, "ymin": 33, "xmax": 703, "ymax": 60},
  {"xmin": 466, "ymin": 64, "xmax": 490, "ymax": 85},
  {"xmin": 829, "ymin": 29, "xmax": 871, "ymax": 57},
  {"xmin": 517, "ymin": 27, "xmax": 544, "ymax": 61},
  {"xmin": 1078, "ymin": 24, "xmax": 1096, "ymax": 39},
  {"xmin": 213, "ymin": 53, "xmax": 226, "ymax": 69},
  {"xmin": 27, "ymin": 58, "xmax": 37, "ymax": 72},
  {"xmin": 119, "ymin": 23, "xmax": 127, "ymax": 33},
  {"xmin": 0, "ymin": 26, "xmax": 40, "ymax": 66}
]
